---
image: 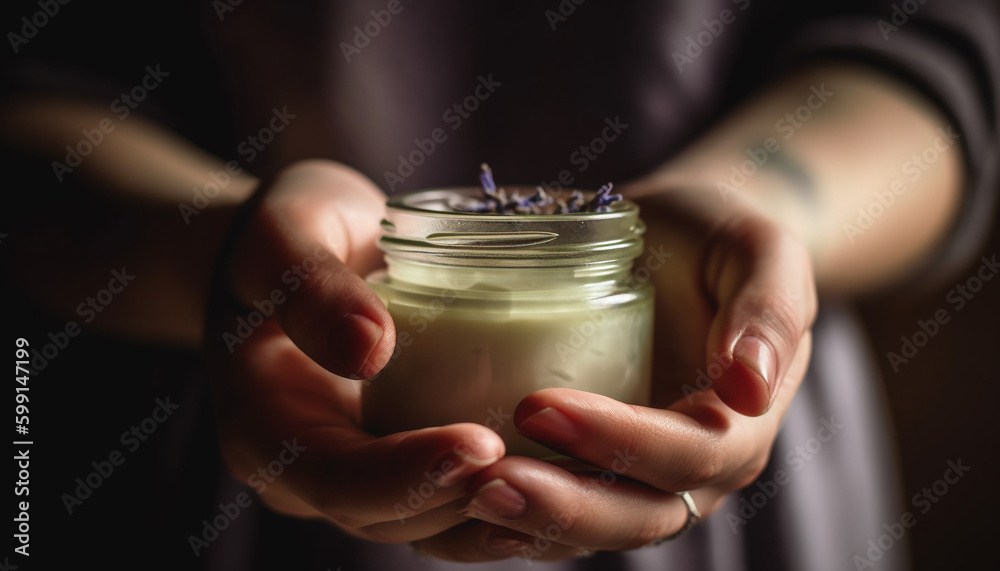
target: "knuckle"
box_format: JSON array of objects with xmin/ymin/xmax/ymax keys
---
[
  {"xmin": 678, "ymin": 448, "xmax": 725, "ymax": 490},
  {"xmin": 607, "ymin": 405, "xmax": 648, "ymax": 468},
  {"xmin": 760, "ymin": 293, "xmax": 803, "ymax": 343},
  {"xmin": 550, "ymin": 494, "xmax": 586, "ymax": 532},
  {"xmin": 774, "ymin": 233, "xmax": 818, "ymax": 328},
  {"xmin": 712, "ymin": 216, "xmax": 817, "ymax": 342}
]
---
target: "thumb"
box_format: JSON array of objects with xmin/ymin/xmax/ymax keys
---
[
  {"xmin": 227, "ymin": 160, "xmax": 395, "ymax": 379},
  {"xmin": 704, "ymin": 219, "xmax": 816, "ymax": 416}
]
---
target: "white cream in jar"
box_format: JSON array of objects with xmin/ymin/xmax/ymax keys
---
[{"xmin": 363, "ymin": 187, "xmax": 653, "ymax": 458}]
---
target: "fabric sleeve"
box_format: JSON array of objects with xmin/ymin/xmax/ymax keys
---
[{"xmin": 773, "ymin": 0, "xmax": 1000, "ymax": 292}]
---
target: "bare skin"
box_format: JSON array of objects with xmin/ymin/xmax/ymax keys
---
[{"xmin": 0, "ymin": 62, "xmax": 962, "ymax": 561}]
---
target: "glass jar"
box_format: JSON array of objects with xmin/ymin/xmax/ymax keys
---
[{"xmin": 363, "ymin": 186, "xmax": 653, "ymax": 458}]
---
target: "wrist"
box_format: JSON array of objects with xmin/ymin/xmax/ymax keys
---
[{"xmin": 626, "ymin": 153, "xmax": 823, "ymax": 256}]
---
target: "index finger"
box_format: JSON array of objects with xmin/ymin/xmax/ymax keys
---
[{"xmin": 511, "ymin": 330, "xmax": 809, "ymax": 495}]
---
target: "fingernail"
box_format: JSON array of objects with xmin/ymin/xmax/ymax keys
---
[
  {"xmin": 436, "ymin": 449, "xmax": 501, "ymax": 488},
  {"xmin": 451, "ymin": 430, "xmax": 504, "ymax": 471},
  {"xmin": 733, "ymin": 335, "xmax": 776, "ymax": 392},
  {"xmin": 486, "ymin": 533, "xmax": 528, "ymax": 555},
  {"xmin": 460, "ymin": 479, "xmax": 527, "ymax": 520},
  {"xmin": 330, "ymin": 313, "xmax": 385, "ymax": 379},
  {"xmin": 453, "ymin": 446, "xmax": 501, "ymax": 468},
  {"xmin": 516, "ymin": 407, "xmax": 578, "ymax": 446}
]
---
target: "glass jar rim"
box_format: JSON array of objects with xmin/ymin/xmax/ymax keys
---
[{"xmin": 380, "ymin": 186, "xmax": 645, "ymax": 268}]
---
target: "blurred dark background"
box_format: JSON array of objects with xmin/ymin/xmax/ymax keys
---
[
  {"xmin": 858, "ymin": 220, "xmax": 1000, "ymax": 570},
  {"xmin": 2, "ymin": 1, "xmax": 998, "ymax": 570}
]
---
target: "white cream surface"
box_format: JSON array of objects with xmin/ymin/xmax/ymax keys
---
[{"xmin": 362, "ymin": 290, "xmax": 652, "ymax": 458}]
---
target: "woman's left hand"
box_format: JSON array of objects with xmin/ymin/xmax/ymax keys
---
[{"xmin": 410, "ymin": 184, "xmax": 817, "ymax": 562}]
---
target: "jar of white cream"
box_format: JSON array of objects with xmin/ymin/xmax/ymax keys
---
[{"xmin": 362, "ymin": 186, "xmax": 653, "ymax": 458}]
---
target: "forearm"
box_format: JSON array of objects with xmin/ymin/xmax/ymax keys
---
[
  {"xmin": 1, "ymin": 96, "xmax": 259, "ymax": 346},
  {"xmin": 628, "ymin": 62, "xmax": 964, "ymax": 295}
]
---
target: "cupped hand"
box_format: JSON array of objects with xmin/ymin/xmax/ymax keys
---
[
  {"xmin": 410, "ymin": 185, "xmax": 817, "ymax": 561},
  {"xmin": 205, "ymin": 160, "xmax": 506, "ymax": 545}
]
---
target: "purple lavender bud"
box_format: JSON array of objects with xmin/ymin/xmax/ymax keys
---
[
  {"xmin": 561, "ymin": 190, "xmax": 584, "ymax": 213},
  {"xmin": 598, "ymin": 193, "xmax": 623, "ymax": 206},
  {"xmin": 583, "ymin": 182, "xmax": 622, "ymax": 212},
  {"xmin": 514, "ymin": 192, "xmax": 535, "ymax": 208},
  {"xmin": 457, "ymin": 165, "xmax": 621, "ymax": 215},
  {"xmin": 530, "ymin": 187, "xmax": 554, "ymax": 208},
  {"xmin": 480, "ymin": 163, "xmax": 498, "ymax": 199}
]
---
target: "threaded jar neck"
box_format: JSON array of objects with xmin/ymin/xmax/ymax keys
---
[{"xmin": 379, "ymin": 187, "xmax": 646, "ymax": 283}]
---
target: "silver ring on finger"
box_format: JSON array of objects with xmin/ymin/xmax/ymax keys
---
[{"xmin": 653, "ymin": 491, "xmax": 702, "ymax": 545}]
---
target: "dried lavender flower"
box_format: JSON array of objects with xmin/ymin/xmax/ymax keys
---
[
  {"xmin": 483, "ymin": 163, "xmax": 503, "ymax": 197},
  {"xmin": 456, "ymin": 163, "xmax": 622, "ymax": 214},
  {"xmin": 583, "ymin": 183, "xmax": 623, "ymax": 213}
]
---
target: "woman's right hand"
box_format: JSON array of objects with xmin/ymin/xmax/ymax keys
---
[{"xmin": 207, "ymin": 160, "xmax": 506, "ymax": 545}]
